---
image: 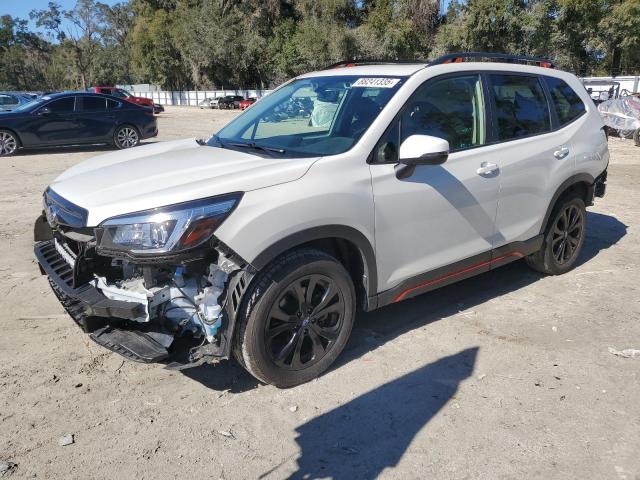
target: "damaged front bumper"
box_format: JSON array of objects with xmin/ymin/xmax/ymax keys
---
[{"xmin": 34, "ymin": 222, "xmax": 253, "ymax": 367}]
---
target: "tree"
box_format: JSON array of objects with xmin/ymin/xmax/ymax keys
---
[{"xmin": 31, "ymin": 0, "xmax": 103, "ymax": 88}]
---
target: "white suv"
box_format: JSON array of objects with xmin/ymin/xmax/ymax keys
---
[{"xmin": 34, "ymin": 53, "xmax": 608, "ymax": 387}]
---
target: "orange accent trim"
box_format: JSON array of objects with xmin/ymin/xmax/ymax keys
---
[
  {"xmin": 539, "ymin": 61, "xmax": 552, "ymax": 68},
  {"xmin": 392, "ymin": 252, "xmax": 524, "ymax": 303}
]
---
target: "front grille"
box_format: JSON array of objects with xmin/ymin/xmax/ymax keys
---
[
  {"xmin": 44, "ymin": 188, "xmax": 88, "ymax": 228},
  {"xmin": 38, "ymin": 240, "xmax": 75, "ymax": 289}
]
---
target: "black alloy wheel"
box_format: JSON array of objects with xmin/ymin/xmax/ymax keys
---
[
  {"xmin": 265, "ymin": 274, "xmax": 345, "ymax": 370},
  {"xmin": 234, "ymin": 249, "xmax": 356, "ymax": 387},
  {"xmin": 551, "ymin": 203, "xmax": 584, "ymax": 265},
  {"xmin": 526, "ymin": 195, "xmax": 586, "ymax": 275}
]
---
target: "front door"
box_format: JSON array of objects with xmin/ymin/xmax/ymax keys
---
[
  {"xmin": 29, "ymin": 97, "xmax": 78, "ymax": 146},
  {"xmin": 370, "ymin": 73, "xmax": 502, "ymax": 294}
]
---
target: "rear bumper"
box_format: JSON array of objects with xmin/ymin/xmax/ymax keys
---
[{"xmin": 34, "ymin": 240, "xmax": 145, "ymax": 327}]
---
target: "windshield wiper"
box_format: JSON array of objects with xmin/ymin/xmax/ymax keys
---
[{"xmin": 226, "ymin": 141, "xmax": 286, "ymax": 155}]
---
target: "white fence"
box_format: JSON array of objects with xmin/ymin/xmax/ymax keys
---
[
  {"xmin": 125, "ymin": 89, "xmax": 273, "ymax": 107},
  {"xmin": 581, "ymin": 76, "xmax": 640, "ymax": 94}
]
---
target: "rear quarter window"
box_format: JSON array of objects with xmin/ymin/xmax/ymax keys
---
[
  {"xmin": 489, "ymin": 74, "xmax": 551, "ymax": 141},
  {"xmin": 545, "ymin": 77, "xmax": 586, "ymax": 126}
]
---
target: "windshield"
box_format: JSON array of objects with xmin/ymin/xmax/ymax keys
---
[
  {"xmin": 12, "ymin": 98, "xmax": 45, "ymax": 112},
  {"xmin": 212, "ymin": 75, "xmax": 406, "ymax": 157}
]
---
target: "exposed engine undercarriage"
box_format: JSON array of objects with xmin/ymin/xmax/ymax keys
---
[{"xmin": 35, "ymin": 215, "xmax": 252, "ymax": 367}]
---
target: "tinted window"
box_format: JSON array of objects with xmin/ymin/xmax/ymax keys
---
[
  {"xmin": 400, "ymin": 74, "xmax": 486, "ymax": 151},
  {"xmin": 545, "ymin": 77, "xmax": 586, "ymax": 126},
  {"xmin": 46, "ymin": 97, "xmax": 75, "ymax": 113},
  {"xmin": 107, "ymin": 99, "xmax": 120, "ymax": 109},
  {"xmin": 78, "ymin": 96, "xmax": 106, "ymax": 111},
  {"xmin": 490, "ymin": 74, "xmax": 550, "ymax": 140}
]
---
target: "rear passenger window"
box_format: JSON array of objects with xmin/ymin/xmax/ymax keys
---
[
  {"xmin": 545, "ymin": 77, "xmax": 586, "ymax": 126},
  {"xmin": 489, "ymin": 74, "xmax": 551, "ymax": 140},
  {"xmin": 107, "ymin": 99, "xmax": 120, "ymax": 109},
  {"xmin": 78, "ymin": 96, "xmax": 106, "ymax": 111}
]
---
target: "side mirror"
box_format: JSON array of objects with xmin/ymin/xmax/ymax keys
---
[
  {"xmin": 37, "ymin": 107, "xmax": 52, "ymax": 116},
  {"xmin": 395, "ymin": 135, "xmax": 449, "ymax": 179}
]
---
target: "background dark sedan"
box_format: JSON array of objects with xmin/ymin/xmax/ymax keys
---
[{"xmin": 0, "ymin": 92, "xmax": 158, "ymax": 157}]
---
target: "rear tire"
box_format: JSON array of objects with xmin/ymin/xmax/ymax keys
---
[
  {"xmin": 114, "ymin": 125, "xmax": 140, "ymax": 149},
  {"xmin": 0, "ymin": 129, "xmax": 19, "ymax": 157},
  {"xmin": 234, "ymin": 249, "xmax": 356, "ymax": 388},
  {"xmin": 526, "ymin": 195, "xmax": 586, "ymax": 275}
]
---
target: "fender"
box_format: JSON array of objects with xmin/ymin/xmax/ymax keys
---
[
  {"xmin": 250, "ymin": 225, "xmax": 378, "ymax": 298},
  {"xmin": 540, "ymin": 173, "xmax": 595, "ymax": 235}
]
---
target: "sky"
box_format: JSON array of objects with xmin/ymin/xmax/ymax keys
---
[{"xmin": 1, "ymin": 0, "xmax": 120, "ymax": 33}]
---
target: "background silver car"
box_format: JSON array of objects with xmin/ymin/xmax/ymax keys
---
[{"xmin": 0, "ymin": 92, "xmax": 33, "ymax": 112}]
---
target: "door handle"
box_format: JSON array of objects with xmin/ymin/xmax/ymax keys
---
[
  {"xmin": 554, "ymin": 147, "xmax": 570, "ymax": 159},
  {"xmin": 476, "ymin": 162, "xmax": 499, "ymax": 175}
]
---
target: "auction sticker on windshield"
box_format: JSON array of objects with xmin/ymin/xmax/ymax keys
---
[{"xmin": 352, "ymin": 78, "xmax": 401, "ymax": 88}]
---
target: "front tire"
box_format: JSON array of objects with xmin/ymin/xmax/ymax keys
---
[
  {"xmin": 526, "ymin": 195, "xmax": 586, "ymax": 275},
  {"xmin": 0, "ymin": 129, "xmax": 19, "ymax": 157},
  {"xmin": 114, "ymin": 125, "xmax": 140, "ymax": 149},
  {"xmin": 234, "ymin": 249, "xmax": 356, "ymax": 387}
]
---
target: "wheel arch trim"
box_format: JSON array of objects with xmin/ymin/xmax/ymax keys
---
[
  {"xmin": 249, "ymin": 225, "xmax": 378, "ymax": 299},
  {"xmin": 540, "ymin": 173, "xmax": 595, "ymax": 234}
]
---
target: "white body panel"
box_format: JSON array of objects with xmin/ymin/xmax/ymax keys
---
[
  {"xmin": 50, "ymin": 139, "xmax": 318, "ymax": 226},
  {"xmin": 46, "ymin": 62, "xmax": 609, "ymax": 297},
  {"xmin": 369, "ymin": 147, "xmax": 501, "ymax": 290}
]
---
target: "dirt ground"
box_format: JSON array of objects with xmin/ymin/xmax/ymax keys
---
[{"xmin": 1, "ymin": 107, "xmax": 639, "ymax": 480}]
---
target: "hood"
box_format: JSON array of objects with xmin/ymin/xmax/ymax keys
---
[{"xmin": 50, "ymin": 138, "xmax": 318, "ymax": 226}]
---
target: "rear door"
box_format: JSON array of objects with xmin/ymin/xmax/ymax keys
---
[
  {"xmin": 370, "ymin": 73, "xmax": 502, "ymax": 294},
  {"xmin": 75, "ymin": 96, "xmax": 115, "ymax": 142},
  {"xmin": 487, "ymin": 73, "xmax": 575, "ymax": 246}
]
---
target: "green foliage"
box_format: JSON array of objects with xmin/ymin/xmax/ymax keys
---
[{"xmin": 1, "ymin": 0, "xmax": 639, "ymax": 91}]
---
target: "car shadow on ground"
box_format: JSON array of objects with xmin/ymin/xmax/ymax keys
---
[
  {"xmin": 274, "ymin": 348, "xmax": 478, "ymax": 480},
  {"xmin": 181, "ymin": 211, "xmax": 627, "ymax": 393}
]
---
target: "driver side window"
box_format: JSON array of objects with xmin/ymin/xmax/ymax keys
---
[
  {"xmin": 374, "ymin": 74, "xmax": 486, "ymax": 163},
  {"xmin": 401, "ymin": 75, "xmax": 485, "ymax": 151}
]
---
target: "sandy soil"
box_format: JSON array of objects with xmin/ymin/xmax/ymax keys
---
[{"xmin": 1, "ymin": 107, "xmax": 639, "ymax": 480}]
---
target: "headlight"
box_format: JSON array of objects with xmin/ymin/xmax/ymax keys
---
[{"xmin": 98, "ymin": 193, "xmax": 242, "ymax": 255}]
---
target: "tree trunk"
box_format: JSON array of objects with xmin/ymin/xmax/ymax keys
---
[{"xmin": 611, "ymin": 47, "xmax": 621, "ymax": 77}]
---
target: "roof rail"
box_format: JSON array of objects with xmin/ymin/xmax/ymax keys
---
[
  {"xmin": 324, "ymin": 59, "xmax": 427, "ymax": 70},
  {"xmin": 430, "ymin": 52, "xmax": 555, "ymax": 69}
]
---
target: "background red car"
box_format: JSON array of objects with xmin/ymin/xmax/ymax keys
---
[
  {"xmin": 239, "ymin": 97, "xmax": 257, "ymax": 110},
  {"xmin": 89, "ymin": 86, "xmax": 155, "ymax": 110}
]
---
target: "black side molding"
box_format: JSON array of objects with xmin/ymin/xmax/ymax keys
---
[{"xmin": 375, "ymin": 235, "xmax": 543, "ymax": 308}]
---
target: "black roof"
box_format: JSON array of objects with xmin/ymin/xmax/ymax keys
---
[{"xmin": 326, "ymin": 51, "xmax": 556, "ymax": 70}]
